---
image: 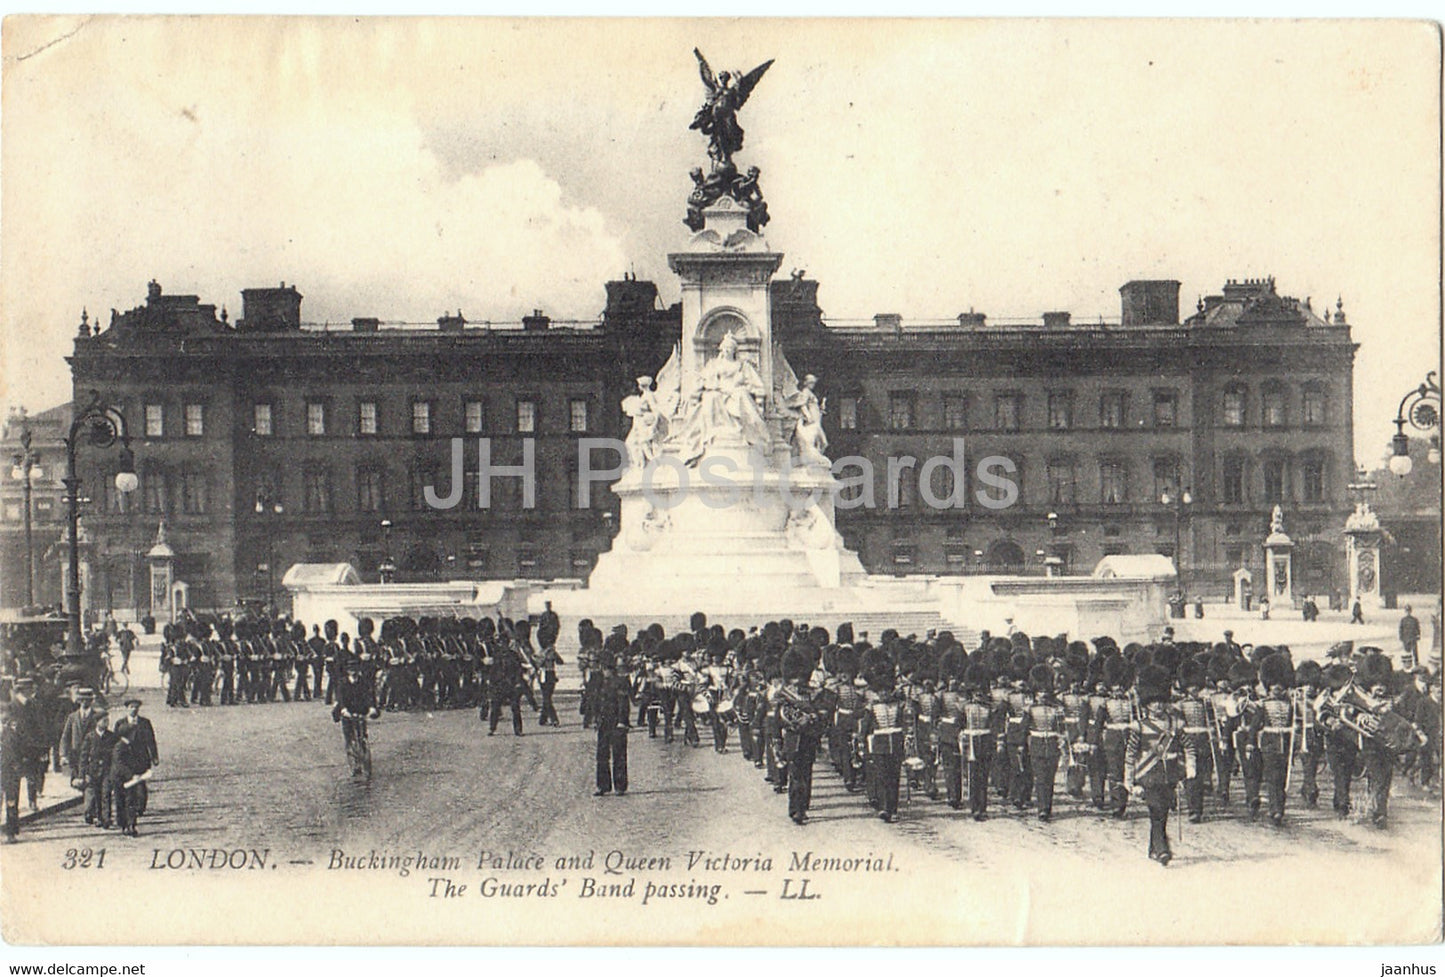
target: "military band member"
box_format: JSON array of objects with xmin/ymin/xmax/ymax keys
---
[
  {"xmin": 1230, "ymin": 661, "xmax": 1263, "ymax": 819},
  {"xmin": 1293, "ymin": 660, "xmax": 1324, "ymax": 808},
  {"xmin": 1125, "ymin": 664, "xmax": 1189, "ymax": 866},
  {"xmin": 959, "ymin": 661, "xmax": 1000, "ymax": 820},
  {"xmin": 1318, "ymin": 662, "xmax": 1362, "ymax": 817},
  {"xmin": 591, "ymin": 654, "xmax": 631, "ymax": 796},
  {"xmin": 1252, "ymin": 654, "xmax": 1296, "ymax": 826},
  {"xmin": 1004, "ymin": 653, "xmax": 1034, "ymax": 810},
  {"xmin": 1022, "ymin": 664, "xmax": 1066, "ymax": 821},
  {"xmin": 859, "ymin": 655, "xmax": 909, "ymax": 823},
  {"xmin": 1096, "ymin": 656, "xmax": 1134, "ymax": 818},
  {"xmin": 217, "ymin": 620, "xmax": 238, "ymax": 705},
  {"xmin": 1206, "ymin": 655, "xmax": 1239, "ymax": 806},
  {"xmin": 778, "ymin": 648, "xmax": 827, "ymax": 825},
  {"xmin": 763, "ymin": 664, "xmax": 788, "ymax": 791},
  {"xmin": 536, "ymin": 640, "xmax": 563, "ymax": 728},
  {"xmin": 1176, "ymin": 660, "xmax": 1213, "ymax": 823},
  {"xmin": 306, "ymin": 624, "xmax": 328, "ymax": 701},
  {"xmin": 736, "ymin": 665, "xmax": 764, "ymax": 762},
  {"xmin": 703, "ymin": 640, "xmax": 733, "ymax": 753},
  {"xmin": 935, "ymin": 650, "xmax": 967, "ymax": 810},
  {"xmin": 1059, "ymin": 644, "xmax": 1093, "ymax": 800},
  {"xmin": 165, "ymin": 631, "xmax": 192, "ymax": 708}
]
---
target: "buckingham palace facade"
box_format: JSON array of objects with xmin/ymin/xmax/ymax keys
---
[{"xmin": 54, "ymin": 272, "xmax": 1355, "ymax": 616}]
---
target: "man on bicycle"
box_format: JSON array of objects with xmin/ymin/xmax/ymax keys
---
[{"xmin": 332, "ymin": 661, "xmax": 379, "ymax": 779}]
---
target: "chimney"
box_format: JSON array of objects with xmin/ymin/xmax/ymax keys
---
[
  {"xmin": 351, "ymin": 317, "xmax": 379, "ymax": 333},
  {"xmin": 874, "ymin": 313, "xmax": 902, "ymax": 335},
  {"xmin": 1119, "ymin": 280, "xmax": 1180, "ymax": 326},
  {"xmin": 523, "ymin": 309, "xmax": 551, "ymax": 332},
  {"xmin": 1042, "ymin": 311, "xmax": 1072, "ymax": 329},
  {"xmin": 437, "ymin": 310, "xmax": 466, "ymax": 333},
  {"xmin": 956, "ymin": 312, "xmax": 986, "ymax": 327},
  {"xmin": 237, "ymin": 283, "xmax": 303, "ymax": 332}
]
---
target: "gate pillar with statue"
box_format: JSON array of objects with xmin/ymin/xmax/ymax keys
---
[
  {"xmin": 146, "ymin": 521, "xmax": 176, "ymax": 623},
  {"xmin": 1263, "ymin": 505, "xmax": 1294, "ymax": 610},
  {"xmin": 1344, "ymin": 501, "xmax": 1384, "ymax": 612}
]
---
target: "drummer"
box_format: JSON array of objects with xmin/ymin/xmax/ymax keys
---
[
  {"xmin": 702, "ymin": 637, "xmax": 734, "ymax": 754},
  {"xmin": 674, "ymin": 640, "xmax": 702, "ymax": 748}
]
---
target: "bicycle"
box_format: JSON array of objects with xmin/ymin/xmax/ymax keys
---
[{"xmin": 100, "ymin": 650, "xmax": 130, "ymax": 698}]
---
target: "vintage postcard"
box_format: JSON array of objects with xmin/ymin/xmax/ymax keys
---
[{"xmin": 0, "ymin": 16, "xmax": 1441, "ymax": 947}]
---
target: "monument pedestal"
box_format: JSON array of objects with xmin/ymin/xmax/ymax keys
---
[
  {"xmin": 1344, "ymin": 502, "xmax": 1384, "ymax": 612},
  {"xmin": 1263, "ymin": 505, "xmax": 1294, "ymax": 610}
]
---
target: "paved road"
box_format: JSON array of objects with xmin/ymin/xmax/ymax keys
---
[{"xmin": 3, "ymin": 668, "xmax": 1441, "ymax": 945}]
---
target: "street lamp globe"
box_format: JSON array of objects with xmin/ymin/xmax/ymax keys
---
[
  {"xmin": 1429, "ymin": 444, "xmax": 1441, "ymax": 466},
  {"xmin": 1181, "ymin": 489, "xmax": 1192, "ymax": 505},
  {"xmin": 1388, "ymin": 452, "xmax": 1413, "ymax": 477},
  {"xmin": 114, "ymin": 470, "xmax": 139, "ymax": 494}
]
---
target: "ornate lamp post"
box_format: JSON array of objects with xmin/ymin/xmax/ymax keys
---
[
  {"xmin": 1388, "ymin": 370, "xmax": 1441, "ymax": 476},
  {"xmin": 378, "ymin": 518, "xmax": 396, "ymax": 584},
  {"xmin": 61, "ymin": 391, "xmax": 137, "ymax": 679},
  {"xmin": 1160, "ymin": 483, "xmax": 1193, "ymax": 599},
  {"xmin": 254, "ymin": 489, "xmax": 283, "ymax": 606},
  {"xmin": 10, "ymin": 422, "xmax": 41, "ymax": 607}
]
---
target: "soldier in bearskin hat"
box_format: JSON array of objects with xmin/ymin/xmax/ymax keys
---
[
  {"xmin": 1124, "ymin": 664, "xmax": 1188, "ymax": 866},
  {"xmin": 1318, "ymin": 661, "xmax": 1359, "ymax": 817},
  {"xmin": 1060, "ymin": 642, "xmax": 1093, "ymax": 800},
  {"xmin": 1176, "ymin": 658, "xmax": 1213, "ymax": 823},
  {"xmin": 985, "ymin": 639, "xmax": 1013, "ymax": 798},
  {"xmin": 1004, "ymin": 651, "xmax": 1035, "ymax": 810},
  {"xmin": 1251, "ymin": 653, "xmax": 1296, "ymax": 825},
  {"xmin": 1293, "ymin": 660, "xmax": 1325, "ymax": 808},
  {"xmin": 1096, "ymin": 655, "xmax": 1134, "ymax": 817},
  {"xmin": 859, "ymin": 652, "xmax": 909, "ymax": 823},
  {"xmin": 958, "ymin": 660, "xmax": 1001, "ymax": 820},
  {"xmin": 1227, "ymin": 659, "xmax": 1263, "ymax": 818},
  {"xmin": 935, "ymin": 647, "xmax": 968, "ymax": 810},
  {"xmin": 1022, "ymin": 663, "xmax": 1066, "ymax": 821},
  {"xmin": 778, "ymin": 647, "xmax": 827, "ymax": 825},
  {"xmin": 591, "ymin": 651, "xmax": 631, "ymax": 796},
  {"xmin": 828, "ymin": 645, "xmax": 866, "ymax": 791}
]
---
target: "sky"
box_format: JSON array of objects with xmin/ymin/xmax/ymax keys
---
[{"xmin": 1, "ymin": 16, "xmax": 1439, "ymax": 463}]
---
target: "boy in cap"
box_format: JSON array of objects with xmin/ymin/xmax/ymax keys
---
[{"xmin": 80, "ymin": 710, "xmax": 116, "ymax": 828}]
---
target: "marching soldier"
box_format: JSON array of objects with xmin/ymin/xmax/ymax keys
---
[
  {"xmin": 1293, "ymin": 660, "xmax": 1324, "ymax": 808},
  {"xmin": 1060, "ymin": 644, "xmax": 1093, "ymax": 800},
  {"xmin": 1004, "ymin": 653, "xmax": 1034, "ymax": 810},
  {"xmin": 702, "ymin": 639, "xmax": 733, "ymax": 753},
  {"xmin": 590, "ymin": 653, "xmax": 631, "ymax": 796},
  {"xmin": 1124, "ymin": 664, "xmax": 1190, "ymax": 866},
  {"xmin": 1230, "ymin": 660, "xmax": 1263, "ymax": 819},
  {"xmin": 1318, "ymin": 662, "xmax": 1362, "ymax": 817},
  {"xmin": 778, "ymin": 647, "xmax": 828, "ymax": 825},
  {"xmin": 1207, "ymin": 653, "xmax": 1239, "ymax": 807},
  {"xmin": 1022, "ymin": 663, "xmax": 1066, "ymax": 821},
  {"xmin": 1253, "ymin": 654, "xmax": 1296, "ymax": 826},
  {"xmin": 1177, "ymin": 659, "xmax": 1214, "ymax": 823},
  {"xmin": 217, "ymin": 620, "xmax": 238, "ymax": 705},
  {"xmin": 935, "ymin": 649, "xmax": 968, "ymax": 810},
  {"xmin": 736, "ymin": 663, "xmax": 764, "ymax": 762},
  {"xmin": 165, "ymin": 629, "xmax": 192, "ymax": 708},
  {"xmin": 1096, "ymin": 656, "xmax": 1134, "ymax": 818},
  {"xmin": 959, "ymin": 660, "xmax": 1000, "ymax": 820},
  {"xmin": 859, "ymin": 652, "xmax": 909, "ymax": 823},
  {"xmin": 1084, "ymin": 656, "xmax": 1110, "ymax": 808}
]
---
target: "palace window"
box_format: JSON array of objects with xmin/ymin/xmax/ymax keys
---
[
  {"xmin": 1222, "ymin": 456, "xmax": 1247, "ymax": 505},
  {"xmin": 1152, "ymin": 456, "xmax": 1180, "ymax": 502},
  {"xmin": 994, "ymin": 393, "xmax": 1022, "ymax": 431},
  {"xmin": 1047, "ymin": 391, "xmax": 1073, "ymax": 430},
  {"xmin": 411, "ymin": 400, "xmax": 432, "ymax": 435},
  {"xmin": 1262, "ymin": 386, "xmax": 1288, "ymax": 428},
  {"xmin": 306, "ymin": 401, "xmax": 327, "ymax": 437},
  {"xmin": 180, "ymin": 471, "xmax": 208, "ymax": 515},
  {"xmin": 1100, "ymin": 391, "xmax": 1127, "ymax": 429},
  {"xmin": 837, "ymin": 396, "xmax": 859, "ymax": 431},
  {"xmin": 465, "ymin": 400, "xmax": 486, "ymax": 434},
  {"xmin": 1301, "ymin": 454, "xmax": 1326, "ymax": 503},
  {"xmin": 888, "ymin": 392, "xmax": 915, "ymax": 431},
  {"xmin": 253, "ymin": 403, "xmax": 273, "ymax": 437},
  {"xmin": 143, "ymin": 468, "xmax": 167, "ymax": 514},
  {"xmin": 943, "ymin": 393, "xmax": 969, "ymax": 430},
  {"xmin": 1100, "ymin": 461, "xmax": 1128, "ymax": 505},
  {"xmin": 358, "ymin": 401, "xmax": 378, "ymax": 436},
  {"xmin": 304, "ymin": 468, "xmax": 332, "ymax": 513},
  {"xmin": 145, "ymin": 403, "xmax": 164, "ymax": 438},
  {"xmin": 569, "ymin": 399, "xmax": 590, "ymax": 433},
  {"xmin": 1222, "ymin": 386, "xmax": 1246, "ymax": 427},
  {"xmin": 1303, "ymin": 386, "xmax": 1327, "ymax": 427},
  {"xmin": 1263, "ymin": 457, "xmax": 1288, "ymax": 503},
  {"xmin": 357, "ymin": 467, "xmax": 385, "ymax": 513},
  {"xmin": 516, "ymin": 399, "xmax": 537, "ymax": 434},
  {"xmin": 1152, "ymin": 390, "xmax": 1178, "ymax": 428},
  {"xmin": 1046, "ymin": 458, "xmax": 1076, "ymax": 504},
  {"xmin": 184, "ymin": 403, "xmax": 205, "ymax": 437}
]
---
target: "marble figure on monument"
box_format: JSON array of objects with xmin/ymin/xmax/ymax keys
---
[
  {"xmin": 621, "ymin": 375, "xmax": 665, "ymax": 471},
  {"xmin": 677, "ymin": 330, "xmax": 771, "ymax": 464}
]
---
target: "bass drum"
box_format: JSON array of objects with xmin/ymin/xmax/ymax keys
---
[
  {"xmin": 692, "ymin": 692, "xmax": 713, "ymax": 715},
  {"xmin": 715, "ymin": 696, "xmax": 735, "ymax": 721}
]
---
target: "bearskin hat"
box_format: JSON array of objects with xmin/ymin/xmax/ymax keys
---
[
  {"xmin": 706, "ymin": 634, "xmax": 729, "ymax": 662},
  {"xmin": 832, "ymin": 644, "xmax": 859, "ymax": 677},
  {"xmin": 865, "ymin": 657, "xmax": 897, "ymax": 691},
  {"xmin": 835, "ymin": 622, "xmax": 855, "ymax": 646},
  {"xmin": 781, "ymin": 647, "xmax": 812, "ymax": 682},
  {"xmin": 1133, "ymin": 646, "xmax": 1155, "ymax": 672},
  {"xmin": 1325, "ymin": 663, "xmax": 1354, "ymax": 691},
  {"xmin": 1227, "ymin": 661, "xmax": 1257, "ymax": 690},
  {"xmin": 1355, "ymin": 651, "xmax": 1394, "ymax": 690},
  {"xmin": 1179, "ymin": 658, "xmax": 1206, "ymax": 690},
  {"xmin": 1294, "ymin": 660, "xmax": 1324, "ymax": 688},
  {"xmin": 963, "ymin": 662, "xmax": 989, "ymax": 691},
  {"xmin": 291, "ymin": 621, "xmax": 306, "ymax": 642},
  {"xmin": 1029, "ymin": 663, "xmax": 1055, "ymax": 696},
  {"xmin": 214, "ymin": 618, "xmax": 233, "ymax": 640},
  {"xmin": 1135, "ymin": 664, "xmax": 1173, "ymax": 707},
  {"xmin": 1102, "ymin": 655, "xmax": 1128, "ymax": 690},
  {"xmin": 1009, "ymin": 651, "xmax": 1033, "ymax": 683},
  {"xmin": 1065, "ymin": 641, "xmax": 1090, "ymax": 672},
  {"xmin": 938, "ymin": 648, "xmax": 966, "ymax": 686},
  {"xmin": 1249, "ymin": 645, "xmax": 1277, "ymax": 669},
  {"xmin": 357, "ymin": 617, "xmax": 375, "ymax": 638},
  {"xmin": 1122, "ymin": 642, "xmax": 1143, "ymax": 660},
  {"xmin": 689, "ymin": 611, "xmax": 708, "ymax": 632},
  {"xmin": 810, "ymin": 626, "xmax": 830, "ymax": 648},
  {"xmin": 1153, "ymin": 644, "xmax": 1180, "ymax": 678},
  {"xmin": 1259, "ymin": 653, "xmax": 1294, "ymax": 690}
]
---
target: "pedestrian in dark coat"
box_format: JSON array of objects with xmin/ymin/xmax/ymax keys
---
[{"xmin": 591, "ymin": 656, "xmax": 631, "ymax": 796}]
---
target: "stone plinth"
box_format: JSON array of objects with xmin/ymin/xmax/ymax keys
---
[{"xmin": 1344, "ymin": 502, "xmax": 1384, "ymax": 611}]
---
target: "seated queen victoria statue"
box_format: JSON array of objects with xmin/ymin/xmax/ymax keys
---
[{"xmin": 677, "ymin": 330, "xmax": 771, "ymax": 465}]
